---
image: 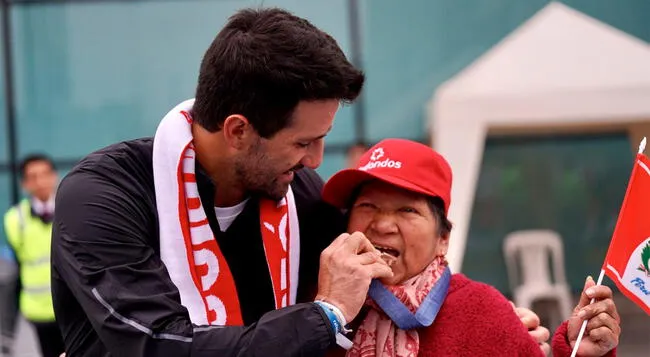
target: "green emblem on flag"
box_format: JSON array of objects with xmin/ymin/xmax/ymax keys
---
[{"xmin": 638, "ymin": 239, "xmax": 650, "ymax": 277}]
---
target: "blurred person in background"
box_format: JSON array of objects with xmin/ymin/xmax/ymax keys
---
[
  {"xmin": 346, "ymin": 142, "xmax": 369, "ymax": 169},
  {"xmin": 322, "ymin": 139, "xmax": 620, "ymax": 357},
  {"xmin": 3, "ymin": 154, "xmax": 65, "ymax": 357}
]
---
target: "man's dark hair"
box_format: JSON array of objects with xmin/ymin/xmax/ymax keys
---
[
  {"xmin": 193, "ymin": 7, "xmax": 364, "ymax": 138},
  {"xmin": 19, "ymin": 154, "xmax": 55, "ymax": 178}
]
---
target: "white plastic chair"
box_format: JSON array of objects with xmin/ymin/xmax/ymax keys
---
[{"xmin": 503, "ymin": 230, "xmax": 573, "ymax": 324}]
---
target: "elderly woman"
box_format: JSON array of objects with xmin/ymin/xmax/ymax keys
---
[{"xmin": 321, "ymin": 139, "xmax": 620, "ymax": 357}]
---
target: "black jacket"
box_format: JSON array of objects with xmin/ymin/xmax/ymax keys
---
[{"xmin": 51, "ymin": 138, "xmax": 346, "ymax": 357}]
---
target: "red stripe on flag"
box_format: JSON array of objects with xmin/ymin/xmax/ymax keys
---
[{"xmin": 605, "ymin": 265, "xmax": 650, "ymax": 315}]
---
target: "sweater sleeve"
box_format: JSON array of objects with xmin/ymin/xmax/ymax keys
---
[
  {"xmin": 551, "ymin": 321, "xmax": 617, "ymax": 357},
  {"xmin": 468, "ymin": 284, "xmax": 546, "ymax": 356},
  {"xmin": 418, "ymin": 278, "xmax": 546, "ymax": 357}
]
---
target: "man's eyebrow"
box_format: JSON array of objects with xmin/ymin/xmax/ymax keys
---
[{"xmin": 297, "ymin": 126, "xmax": 332, "ymax": 141}]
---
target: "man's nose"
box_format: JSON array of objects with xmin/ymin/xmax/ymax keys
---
[{"xmin": 300, "ymin": 140, "xmax": 324, "ymax": 169}]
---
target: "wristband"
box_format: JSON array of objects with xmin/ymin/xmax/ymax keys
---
[
  {"xmin": 314, "ymin": 300, "xmax": 352, "ymax": 333},
  {"xmin": 314, "ymin": 301, "xmax": 342, "ymax": 334},
  {"xmin": 314, "ymin": 301, "xmax": 353, "ymax": 350}
]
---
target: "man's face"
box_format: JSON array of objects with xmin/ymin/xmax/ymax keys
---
[
  {"xmin": 21, "ymin": 160, "xmax": 58, "ymax": 202},
  {"xmin": 234, "ymin": 99, "xmax": 339, "ymax": 200}
]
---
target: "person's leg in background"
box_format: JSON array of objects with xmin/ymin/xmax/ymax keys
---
[
  {"xmin": 0, "ymin": 261, "xmax": 19, "ymax": 357},
  {"xmin": 31, "ymin": 321, "xmax": 65, "ymax": 357}
]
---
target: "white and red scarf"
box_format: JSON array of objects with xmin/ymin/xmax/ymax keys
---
[
  {"xmin": 347, "ymin": 256, "xmax": 448, "ymax": 357},
  {"xmin": 153, "ymin": 99, "xmax": 300, "ymax": 326}
]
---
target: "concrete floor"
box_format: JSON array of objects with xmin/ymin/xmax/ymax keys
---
[{"xmin": 7, "ymin": 318, "xmax": 39, "ymax": 357}]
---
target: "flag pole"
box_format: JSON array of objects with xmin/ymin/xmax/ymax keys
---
[
  {"xmin": 639, "ymin": 137, "xmax": 647, "ymax": 155},
  {"xmin": 571, "ymin": 136, "xmax": 647, "ymax": 357}
]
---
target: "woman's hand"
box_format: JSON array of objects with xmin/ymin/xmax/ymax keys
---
[
  {"xmin": 511, "ymin": 302, "xmax": 551, "ymax": 355},
  {"xmin": 566, "ymin": 276, "xmax": 620, "ymax": 356}
]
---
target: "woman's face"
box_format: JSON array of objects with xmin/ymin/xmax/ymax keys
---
[{"xmin": 347, "ymin": 181, "xmax": 449, "ymax": 285}]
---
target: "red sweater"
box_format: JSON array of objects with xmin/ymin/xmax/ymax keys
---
[{"xmin": 328, "ymin": 274, "xmax": 616, "ymax": 357}]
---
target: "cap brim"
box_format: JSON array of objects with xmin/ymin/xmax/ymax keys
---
[{"xmin": 322, "ymin": 168, "xmax": 437, "ymax": 209}]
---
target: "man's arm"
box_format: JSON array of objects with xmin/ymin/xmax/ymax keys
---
[{"xmin": 51, "ymin": 169, "xmax": 334, "ymax": 357}]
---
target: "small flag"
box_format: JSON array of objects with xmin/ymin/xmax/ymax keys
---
[{"xmin": 602, "ymin": 138, "xmax": 650, "ymax": 315}]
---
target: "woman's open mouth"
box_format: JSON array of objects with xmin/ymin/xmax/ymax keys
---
[
  {"xmin": 373, "ymin": 244, "xmax": 399, "ymax": 266},
  {"xmin": 373, "ymin": 244, "xmax": 400, "ymax": 257}
]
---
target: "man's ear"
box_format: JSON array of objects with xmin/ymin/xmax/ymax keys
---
[{"xmin": 222, "ymin": 114, "xmax": 255, "ymax": 150}]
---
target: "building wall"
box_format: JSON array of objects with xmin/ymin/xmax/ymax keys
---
[{"xmin": 1, "ymin": 0, "xmax": 649, "ymax": 294}]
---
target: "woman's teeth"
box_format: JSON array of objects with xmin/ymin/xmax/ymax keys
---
[{"xmin": 373, "ymin": 245, "xmax": 399, "ymax": 257}]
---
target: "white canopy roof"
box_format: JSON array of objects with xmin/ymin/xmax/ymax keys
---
[{"xmin": 428, "ymin": 2, "xmax": 650, "ymax": 272}]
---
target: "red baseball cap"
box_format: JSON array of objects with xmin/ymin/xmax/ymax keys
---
[{"xmin": 322, "ymin": 138, "xmax": 453, "ymax": 213}]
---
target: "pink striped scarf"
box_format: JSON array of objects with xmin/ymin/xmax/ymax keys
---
[{"xmin": 347, "ymin": 256, "xmax": 447, "ymax": 357}]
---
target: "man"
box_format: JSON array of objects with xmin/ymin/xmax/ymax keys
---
[
  {"xmin": 52, "ymin": 8, "xmax": 391, "ymax": 357},
  {"xmin": 52, "ymin": 8, "xmax": 549, "ymax": 357},
  {"xmin": 4, "ymin": 154, "xmax": 65, "ymax": 357}
]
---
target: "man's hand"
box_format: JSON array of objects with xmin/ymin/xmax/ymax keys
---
[
  {"xmin": 511, "ymin": 302, "xmax": 551, "ymax": 355},
  {"xmin": 315, "ymin": 231, "xmax": 393, "ymax": 321},
  {"xmin": 567, "ymin": 276, "xmax": 621, "ymax": 356}
]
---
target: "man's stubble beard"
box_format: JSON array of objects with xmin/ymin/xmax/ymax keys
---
[{"xmin": 234, "ymin": 149, "xmax": 288, "ymax": 201}]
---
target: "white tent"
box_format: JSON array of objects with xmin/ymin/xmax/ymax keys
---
[{"xmin": 428, "ymin": 2, "xmax": 650, "ymax": 272}]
